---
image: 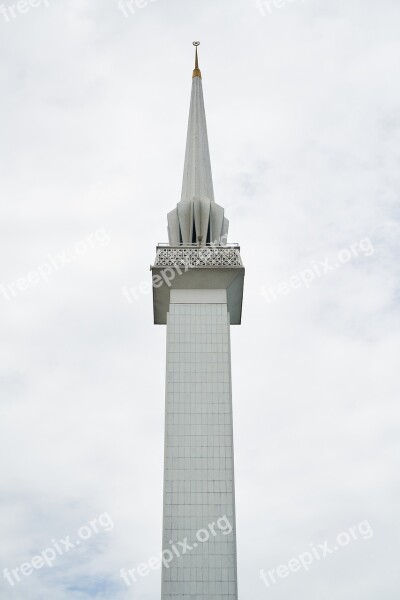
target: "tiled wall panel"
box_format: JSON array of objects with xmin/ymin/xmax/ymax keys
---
[{"xmin": 162, "ymin": 301, "xmax": 238, "ymax": 600}]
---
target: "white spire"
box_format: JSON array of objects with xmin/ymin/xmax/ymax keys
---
[
  {"xmin": 181, "ymin": 43, "xmax": 215, "ymax": 203},
  {"xmin": 167, "ymin": 43, "xmax": 229, "ymax": 246}
]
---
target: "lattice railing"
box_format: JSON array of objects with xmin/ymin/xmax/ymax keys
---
[{"xmin": 153, "ymin": 246, "xmax": 243, "ymax": 268}]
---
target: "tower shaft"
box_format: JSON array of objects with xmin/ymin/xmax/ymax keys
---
[{"xmin": 162, "ymin": 291, "xmax": 238, "ymax": 599}]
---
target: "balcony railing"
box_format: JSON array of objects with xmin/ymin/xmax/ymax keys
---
[
  {"xmin": 153, "ymin": 245, "xmax": 243, "ymax": 268},
  {"xmin": 156, "ymin": 242, "xmax": 240, "ymax": 248}
]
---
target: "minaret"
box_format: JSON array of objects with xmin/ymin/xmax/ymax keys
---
[{"xmin": 151, "ymin": 43, "xmax": 244, "ymax": 600}]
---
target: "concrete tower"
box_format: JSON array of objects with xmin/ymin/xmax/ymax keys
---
[{"xmin": 151, "ymin": 43, "xmax": 244, "ymax": 600}]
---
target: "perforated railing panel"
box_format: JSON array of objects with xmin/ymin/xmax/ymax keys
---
[{"xmin": 154, "ymin": 247, "xmax": 243, "ymax": 268}]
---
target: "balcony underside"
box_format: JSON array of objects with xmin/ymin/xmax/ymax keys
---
[{"xmin": 151, "ymin": 246, "xmax": 245, "ymax": 325}]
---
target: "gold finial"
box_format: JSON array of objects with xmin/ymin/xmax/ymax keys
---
[{"xmin": 192, "ymin": 41, "xmax": 202, "ymax": 79}]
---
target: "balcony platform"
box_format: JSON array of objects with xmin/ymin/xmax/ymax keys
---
[{"xmin": 151, "ymin": 244, "xmax": 245, "ymax": 325}]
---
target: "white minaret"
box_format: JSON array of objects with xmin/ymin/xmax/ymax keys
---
[{"xmin": 151, "ymin": 43, "xmax": 244, "ymax": 600}]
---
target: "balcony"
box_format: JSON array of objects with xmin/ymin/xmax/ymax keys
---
[
  {"xmin": 153, "ymin": 244, "xmax": 243, "ymax": 269},
  {"xmin": 151, "ymin": 244, "xmax": 244, "ymax": 325}
]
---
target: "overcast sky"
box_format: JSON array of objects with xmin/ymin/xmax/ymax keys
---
[{"xmin": 1, "ymin": 0, "xmax": 400, "ymax": 598}]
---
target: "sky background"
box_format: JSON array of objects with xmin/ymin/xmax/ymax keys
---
[{"xmin": 1, "ymin": 0, "xmax": 400, "ymax": 598}]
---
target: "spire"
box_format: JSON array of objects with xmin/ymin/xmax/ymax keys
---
[
  {"xmin": 193, "ymin": 41, "xmax": 201, "ymax": 79},
  {"xmin": 181, "ymin": 42, "xmax": 214, "ymax": 203},
  {"xmin": 167, "ymin": 43, "xmax": 229, "ymax": 246}
]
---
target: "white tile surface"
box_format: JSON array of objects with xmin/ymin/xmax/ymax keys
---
[{"xmin": 162, "ymin": 302, "xmax": 238, "ymax": 600}]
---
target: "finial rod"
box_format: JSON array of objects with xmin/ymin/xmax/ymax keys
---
[{"xmin": 192, "ymin": 41, "xmax": 202, "ymax": 79}]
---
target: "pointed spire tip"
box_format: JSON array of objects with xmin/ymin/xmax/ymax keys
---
[{"xmin": 192, "ymin": 41, "xmax": 202, "ymax": 79}]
